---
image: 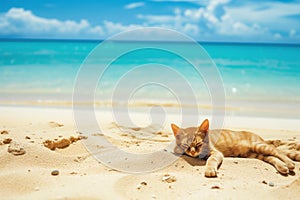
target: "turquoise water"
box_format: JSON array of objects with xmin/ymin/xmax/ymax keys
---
[{"xmin": 0, "ymin": 39, "xmax": 299, "ymax": 118}]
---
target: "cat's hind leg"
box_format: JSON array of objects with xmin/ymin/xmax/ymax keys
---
[
  {"xmin": 252, "ymin": 143, "xmax": 295, "ymax": 171},
  {"xmin": 262, "ymin": 155, "xmax": 290, "ymax": 174},
  {"xmin": 249, "ymin": 153, "xmax": 289, "ymax": 174}
]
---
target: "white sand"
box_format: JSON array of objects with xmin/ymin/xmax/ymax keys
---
[{"xmin": 0, "ymin": 106, "xmax": 300, "ymax": 199}]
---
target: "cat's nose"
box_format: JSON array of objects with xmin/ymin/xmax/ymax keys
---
[{"xmin": 190, "ymin": 147, "xmax": 196, "ymax": 153}]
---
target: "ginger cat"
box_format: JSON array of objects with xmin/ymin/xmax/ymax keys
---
[{"xmin": 171, "ymin": 119, "xmax": 300, "ymax": 177}]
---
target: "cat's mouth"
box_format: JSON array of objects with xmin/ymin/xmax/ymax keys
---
[
  {"xmin": 187, "ymin": 152, "xmax": 199, "ymax": 157},
  {"xmin": 184, "ymin": 145, "xmax": 206, "ymax": 157},
  {"xmin": 186, "ymin": 149, "xmax": 201, "ymax": 157}
]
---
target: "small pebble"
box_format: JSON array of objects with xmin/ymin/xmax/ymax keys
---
[
  {"xmin": 136, "ymin": 181, "xmax": 147, "ymax": 189},
  {"xmin": 262, "ymin": 180, "xmax": 267, "ymax": 184},
  {"xmin": 211, "ymin": 185, "xmax": 221, "ymax": 189},
  {"xmin": 233, "ymin": 161, "xmax": 238, "ymax": 164},
  {"xmin": 7, "ymin": 142, "xmax": 26, "ymax": 155},
  {"xmin": 140, "ymin": 181, "xmax": 147, "ymax": 186},
  {"xmin": 25, "ymin": 136, "xmax": 31, "ymax": 139},
  {"xmin": 269, "ymin": 182, "xmax": 275, "ymax": 187},
  {"xmin": 136, "ymin": 184, "xmax": 142, "ymax": 190},
  {"xmin": 162, "ymin": 174, "xmax": 177, "ymax": 183},
  {"xmin": 3, "ymin": 138, "xmax": 12, "ymax": 144},
  {"xmin": 51, "ymin": 170, "xmax": 59, "ymax": 176},
  {"xmin": 1, "ymin": 130, "xmax": 8, "ymax": 134}
]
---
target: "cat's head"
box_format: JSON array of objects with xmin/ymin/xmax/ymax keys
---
[{"xmin": 171, "ymin": 119, "xmax": 209, "ymax": 157}]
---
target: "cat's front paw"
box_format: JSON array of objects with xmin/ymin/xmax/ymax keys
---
[
  {"xmin": 205, "ymin": 167, "xmax": 217, "ymax": 177},
  {"xmin": 173, "ymin": 146, "xmax": 184, "ymax": 155}
]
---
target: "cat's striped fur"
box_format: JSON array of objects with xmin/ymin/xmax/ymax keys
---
[{"xmin": 172, "ymin": 119, "xmax": 300, "ymax": 177}]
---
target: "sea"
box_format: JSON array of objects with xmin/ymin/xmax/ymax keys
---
[{"xmin": 0, "ymin": 39, "xmax": 299, "ymax": 119}]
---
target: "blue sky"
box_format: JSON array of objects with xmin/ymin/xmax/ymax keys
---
[{"xmin": 0, "ymin": 0, "xmax": 300, "ymax": 43}]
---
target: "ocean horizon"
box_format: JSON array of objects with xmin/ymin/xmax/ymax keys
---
[{"xmin": 0, "ymin": 39, "xmax": 299, "ymax": 118}]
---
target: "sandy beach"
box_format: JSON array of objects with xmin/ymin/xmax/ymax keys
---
[
  {"xmin": 1, "ymin": 0, "xmax": 300, "ymax": 199},
  {"xmin": 0, "ymin": 105, "xmax": 299, "ymax": 200}
]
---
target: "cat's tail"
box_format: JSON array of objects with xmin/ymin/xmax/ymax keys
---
[
  {"xmin": 265, "ymin": 139, "xmax": 286, "ymax": 147},
  {"xmin": 266, "ymin": 139, "xmax": 300, "ymax": 150}
]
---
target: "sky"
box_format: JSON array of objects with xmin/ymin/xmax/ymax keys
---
[{"xmin": 0, "ymin": 0, "xmax": 300, "ymax": 43}]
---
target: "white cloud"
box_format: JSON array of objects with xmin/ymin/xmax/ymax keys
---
[
  {"xmin": 137, "ymin": 14, "xmax": 176, "ymax": 24},
  {"xmin": 110, "ymin": 27, "xmax": 196, "ymax": 42},
  {"xmin": 137, "ymin": 0, "xmax": 232, "ymax": 37},
  {"xmin": 89, "ymin": 26, "xmax": 104, "ymax": 35},
  {"xmin": 224, "ymin": 2, "xmax": 300, "ymax": 33},
  {"xmin": 273, "ymin": 33, "xmax": 282, "ymax": 39},
  {"xmin": 0, "ymin": 8, "xmax": 104, "ymax": 38},
  {"xmin": 184, "ymin": 8, "xmax": 203, "ymax": 20},
  {"xmin": 103, "ymin": 21, "xmax": 142, "ymax": 35},
  {"xmin": 289, "ymin": 29, "xmax": 296, "ymax": 38},
  {"xmin": 182, "ymin": 23, "xmax": 199, "ymax": 35},
  {"xmin": 1, "ymin": 1, "xmax": 300, "ymax": 43},
  {"xmin": 134, "ymin": 0, "xmax": 300, "ymax": 42},
  {"xmin": 0, "ymin": 8, "xmax": 150, "ymax": 40},
  {"xmin": 216, "ymin": 14, "xmax": 270, "ymax": 38},
  {"xmin": 0, "ymin": 8, "xmax": 145, "ymax": 40},
  {"xmin": 125, "ymin": 2, "xmax": 145, "ymax": 10},
  {"xmin": 137, "ymin": 12, "xmax": 199, "ymax": 37}
]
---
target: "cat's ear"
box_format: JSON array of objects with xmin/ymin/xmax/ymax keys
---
[
  {"xmin": 198, "ymin": 119, "xmax": 209, "ymax": 132},
  {"xmin": 171, "ymin": 123, "xmax": 180, "ymax": 136}
]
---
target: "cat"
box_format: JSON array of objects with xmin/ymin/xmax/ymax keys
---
[{"xmin": 171, "ymin": 119, "xmax": 300, "ymax": 177}]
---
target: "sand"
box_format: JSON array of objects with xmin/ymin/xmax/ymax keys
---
[{"xmin": 0, "ymin": 106, "xmax": 300, "ymax": 200}]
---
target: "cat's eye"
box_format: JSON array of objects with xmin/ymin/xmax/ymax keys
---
[
  {"xmin": 181, "ymin": 144, "xmax": 190, "ymax": 149},
  {"xmin": 196, "ymin": 142, "xmax": 203, "ymax": 147}
]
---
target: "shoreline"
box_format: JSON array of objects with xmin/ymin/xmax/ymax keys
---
[
  {"xmin": 0, "ymin": 104, "xmax": 300, "ymax": 126},
  {"xmin": 1, "ymin": 97, "xmax": 300, "ymax": 119}
]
